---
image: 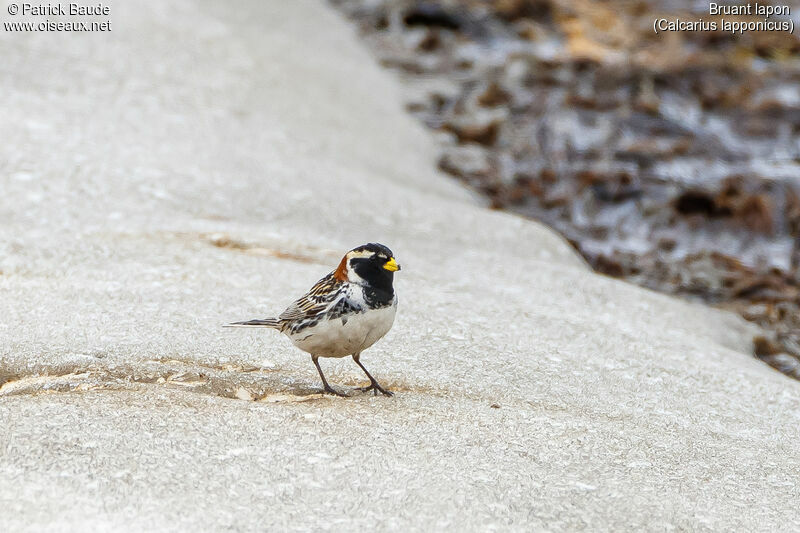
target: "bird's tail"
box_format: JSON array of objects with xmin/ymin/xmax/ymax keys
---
[{"xmin": 224, "ymin": 318, "xmax": 282, "ymax": 329}]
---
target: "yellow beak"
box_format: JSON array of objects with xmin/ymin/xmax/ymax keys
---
[{"xmin": 383, "ymin": 257, "xmax": 400, "ymax": 272}]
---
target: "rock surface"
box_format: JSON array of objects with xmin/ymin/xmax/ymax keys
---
[{"xmin": 1, "ymin": 1, "xmax": 799, "ymax": 531}]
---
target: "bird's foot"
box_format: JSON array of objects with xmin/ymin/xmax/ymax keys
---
[
  {"xmin": 355, "ymin": 382, "xmax": 394, "ymax": 397},
  {"xmin": 323, "ymin": 385, "xmax": 348, "ymax": 397}
]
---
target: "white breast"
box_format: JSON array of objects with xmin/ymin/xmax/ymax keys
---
[{"xmin": 287, "ymin": 298, "xmax": 397, "ymax": 358}]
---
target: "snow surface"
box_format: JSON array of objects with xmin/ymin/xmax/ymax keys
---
[{"xmin": 1, "ymin": 0, "xmax": 799, "ymax": 531}]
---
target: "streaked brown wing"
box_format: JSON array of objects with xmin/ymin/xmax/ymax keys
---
[{"xmin": 278, "ymin": 272, "xmax": 343, "ymax": 323}]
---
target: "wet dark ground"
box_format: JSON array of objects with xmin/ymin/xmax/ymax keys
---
[{"xmin": 331, "ymin": 0, "xmax": 800, "ymax": 378}]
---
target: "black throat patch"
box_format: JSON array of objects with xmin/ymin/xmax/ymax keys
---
[
  {"xmin": 350, "ymin": 257, "xmax": 395, "ymax": 307},
  {"xmin": 362, "ymin": 284, "xmax": 394, "ymax": 308}
]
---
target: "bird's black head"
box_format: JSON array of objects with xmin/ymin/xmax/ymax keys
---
[{"xmin": 334, "ymin": 243, "xmax": 400, "ymax": 297}]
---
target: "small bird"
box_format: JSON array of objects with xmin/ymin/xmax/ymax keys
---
[{"xmin": 226, "ymin": 243, "xmax": 400, "ymax": 397}]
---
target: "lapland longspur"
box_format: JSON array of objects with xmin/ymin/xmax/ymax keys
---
[{"xmin": 226, "ymin": 243, "xmax": 400, "ymax": 397}]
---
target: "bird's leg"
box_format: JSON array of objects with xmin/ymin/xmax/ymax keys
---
[
  {"xmin": 352, "ymin": 353, "xmax": 393, "ymax": 397},
  {"xmin": 312, "ymin": 355, "xmax": 346, "ymax": 397}
]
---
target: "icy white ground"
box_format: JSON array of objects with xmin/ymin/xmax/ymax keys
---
[{"xmin": 1, "ymin": 1, "xmax": 799, "ymax": 531}]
